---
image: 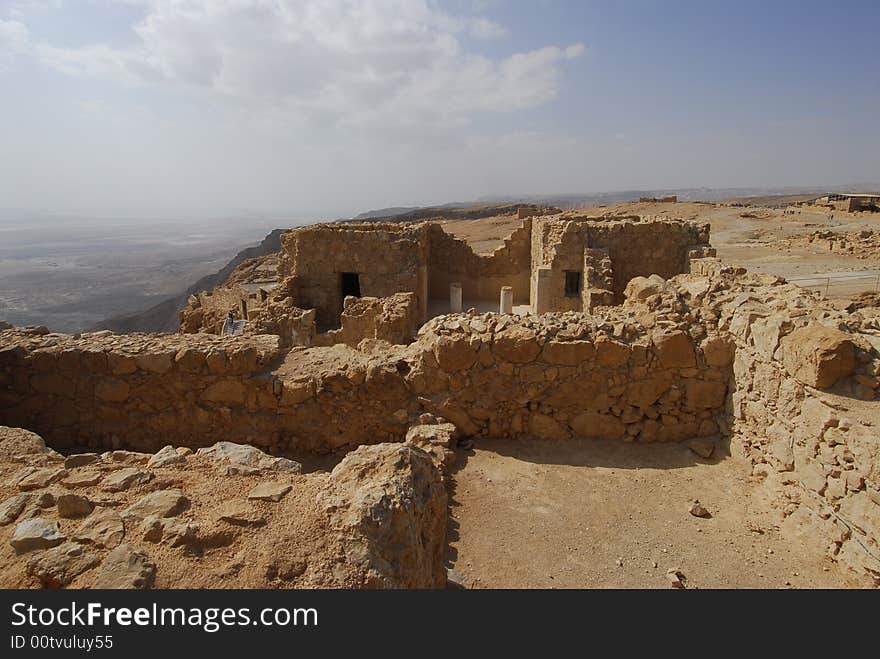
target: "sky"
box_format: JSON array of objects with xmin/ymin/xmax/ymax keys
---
[{"xmin": 0, "ymin": 0, "xmax": 878, "ymax": 221}]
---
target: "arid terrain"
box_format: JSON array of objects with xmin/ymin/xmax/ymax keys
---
[
  {"xmin": 2, "ymin": 195, "xmax": 880, "ymax": 590},
  {"xmin": 448, "ymin": 438, "xmax": 862, "ymax": 589}
]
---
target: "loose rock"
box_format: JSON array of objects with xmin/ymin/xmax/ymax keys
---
[
  {"xmin": 122, "ymin": 489, "xmax": 188, "ymax": 521},
  {"xmin": 27, "ymin": 542, "xmax": 100, "ymax": 587},
  {"xmin": 0, "ymin": 493, "xmax": 31, "ymax": 526},
  {"xmin": 72, "ymin": 507, "xmax": 124, "ymax": 549},
  {"xmin": 10, "ymin": 518, "xmax": 66, "ymax": 553},
  {"xmin": 247, "ymin": 482, "xmax": 292, "ymax": 502},
  {"xmin": 689, "ymin": 500, "xmax": 711, "ymax": 518},
  {"xmin": 56, "ymin": 493, "xmax": 94, "ymax": 519},
  {"xmin": 146, "ymin": 445, "xmax": 186, "ymax": 469},
  {"xmin": 92, "ymin": 544, "xmax": 156, "ymax": 589},
  {"xmin": 102, "ymin": 467, "xmax": 151, "ymax": 492}
]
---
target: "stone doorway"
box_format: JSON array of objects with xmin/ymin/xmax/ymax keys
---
[{"xmin": 340, "ymin": 272, "xmax": 361, "ymax": 301}]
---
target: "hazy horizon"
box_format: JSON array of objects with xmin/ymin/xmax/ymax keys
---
[{"xmin": 1, "ymin": 0, "xmax": 878, "ymax": 222}]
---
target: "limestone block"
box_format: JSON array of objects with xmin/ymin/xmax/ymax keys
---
[
  {"xmin": 433, "ymin": 335, "xmax": 478, "ymax": 372},
  {"xmin": 685, "ymin": 380, "xmax": 727, "ymax": 409},
  {"xmin": 94, "ymin": 377, "xmax": 130, "ymax": 403},
  {"xmin": 279, "ymin": 380, "xmax": 314, "ymax": 406},
  {"xmin": 781, "ymin": 323, "xmax": 856, "ymax": 389},
  {"xmin": 570, "ymin": 411, "xmax": 626, "ymax": 440},
  {"xmin": 528, "ymin": 413, "xmax": 569, "ymax": 440},
  {"xmin": 541, "ymin": 340, "xmax": 595, "ymax": 366},
  {"xmin": 200, "ymin": 380, "xmax": 246, "ymax": 405},
  {"xmin": 700, "ymin": 335, "xmax": 735, "ymax": 367},
  {"xmin": 594, "ymin": 339, "xmax": 630, "ymax": 368},
  {"xmin": 135, "ymin": 351, "xmax": 173, "ymax": 374},
  {"xmin": 492, "ymin": 327, "xmax": 541, "ymax": 363},
  {"xmin": 653, "ymin": 330, "xmax": 696, "ymax": 368}
]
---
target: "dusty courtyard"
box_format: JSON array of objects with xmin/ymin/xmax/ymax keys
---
[{"xmin": 447, "ymin": 439, "xmax": 861, "ymax": 589}]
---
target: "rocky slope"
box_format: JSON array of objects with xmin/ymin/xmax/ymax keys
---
[{"xmin": 90, "ymin": 229, "xmax": 285, "ymax": 334}]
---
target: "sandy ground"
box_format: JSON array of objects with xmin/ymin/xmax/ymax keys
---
[{"xmin": 446, "ymin": 438, "xmax": 862, "ymax": 589}]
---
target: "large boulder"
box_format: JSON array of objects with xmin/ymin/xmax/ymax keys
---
[
  {"xmin": 318, "ymin": 443, "xmax": 447, "ymax": 588},
  {"xmin": 782, "ymin": 323, "xmax": 856, "ymax": 389},
  {"xmin": 0, "ymin": 426, "xmax": 62, "ymax": 460},
  {"xmin": 625, "ymin": 274, "xmax": 668, "ymax": 301}
]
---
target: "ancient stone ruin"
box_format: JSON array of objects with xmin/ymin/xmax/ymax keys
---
[
  {"xmin": 1, "ymin": 209, "xmax": 879, "ymax": 588},
  {"xmin": 179, "ymin": 211, "xmax": 714, "ymax": 343}
]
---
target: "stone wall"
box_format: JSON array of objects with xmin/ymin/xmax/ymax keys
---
[
  {"xmin": 279, "ymin": 223, "xmax": 429, "ymax": 328},
  {"xmin": 530, "ymin": 215, "xmax": 712, "ymax": 313},
  {"xmin": 408, "ymin": 313, "xmax": 730, "ymax": 443},
  {"xmin": 3, "ymin": 261, "xmax": 880, "ymax": 581},
  {"xmin": 626, "ymin": 258, "xmax": 880, "ymax": 582},
  {"xmin": 0, "ymin": 309, "xmax": 731, "ymax": 454},
  {"xmin": 314, "ymin": 293, "xmax": 420, "ymax": 348},
  {"xmin": 586, "ymin": 216, "xmax": 711, "ymax": 297},
  {"xmin": 426, "ymin": 221, "xmax": 532, "ymax": 305},
  {"xmin": 180, "ymin": 254, "xmax": 281, "ymax": 334}
]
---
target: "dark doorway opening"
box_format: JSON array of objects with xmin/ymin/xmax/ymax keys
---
[
  {"xmin": 340, "ymin": 272, "xmax": 361, "ymax": 300},
  {"xmin": 564, "ymin": 271, "xmax": 582, "ymax": 297}
]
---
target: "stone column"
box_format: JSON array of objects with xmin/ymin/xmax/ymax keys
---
[
  {"xmin": 500, "ymin": 286, "xmax": 513, "ymax": 314},
  {"xmin": 532, "ymin": 268, "xmax": 553, "ymax": 314},
  {"xmin": 450, "ymin": 282, "xmax": 462, "ymax": 313}
]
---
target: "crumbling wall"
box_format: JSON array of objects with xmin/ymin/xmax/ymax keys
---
[
  {"xmin": 585, "ymin": 217, "xmax": 711, "ymax": 299},
  {"xmin": 625, "ymin": 258, "xmax": 880, "ymax": 583},
  {"xmin": 0, "ymin": 311, "xmax": 730, "ymax": 454},
  {"xmin": 279, "ymin": 223, "xmax": 429, "ymax": 328},
  {"xmin": 4, "ymin": 261, "xmax": 880, "ymax": 582},
  {"xmin": 314, "ymin": 293, "xmax": 419, "ymax": 347},
  {"xmin": 426, "ymin": 220, "xmax": 531, "ymax": 305},
  {"xmin": 180, "ymin": 254, "xmax": 281, "ymax": 334},
  {"xmin": 180, "ymin": 286, "xmax": 248, "ymax": 334},
  {"xmin": 530, "ymin": 215, "xmax": 712, "ymax": 313}
]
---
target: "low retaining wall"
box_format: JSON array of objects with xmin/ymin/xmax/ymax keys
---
[{"xmin": 0, "ymin": 314, "xmax": 731, "ymax": 454}]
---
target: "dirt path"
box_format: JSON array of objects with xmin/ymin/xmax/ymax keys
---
[{"xmin": 447, "ymin": 439, "xmax": 861, "ymax": 588}]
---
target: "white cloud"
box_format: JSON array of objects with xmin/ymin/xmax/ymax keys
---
[
  {"xmin": 24, "ymin": 0, "xmax": 583, "ymax": 128},
  {"xmin": 0, "ymin": 19, "xmax": 30, "ymax": 54}
]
